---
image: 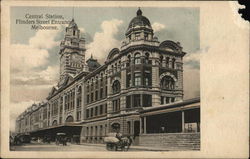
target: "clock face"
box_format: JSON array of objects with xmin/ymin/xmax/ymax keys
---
[{"xmin": 71, "ymin": 54, "xmax": 81, "ymax": 63}]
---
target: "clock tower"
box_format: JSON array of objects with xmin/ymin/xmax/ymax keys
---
[{"xmin": 59, "ymin": 19, "xmax": 86, "ymax": 81}]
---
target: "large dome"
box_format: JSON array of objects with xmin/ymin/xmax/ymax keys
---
[{"xmin": 127, "ymin": 8, "xmax": 152, "ymax": 30}]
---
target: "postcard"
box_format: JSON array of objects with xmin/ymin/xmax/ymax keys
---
[{"xmin": 1, "ymin": 0, "xmax": 249, "ymax": 158}]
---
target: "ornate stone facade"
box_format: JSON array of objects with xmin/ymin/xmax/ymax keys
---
[{"xmin": 15, "ymin": 9, "xmax": 199, "ymax": 147}]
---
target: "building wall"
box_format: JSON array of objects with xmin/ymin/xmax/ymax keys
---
[{"xmin": 15, "ymin": 10, "xmax": 189, "ymax": 146}]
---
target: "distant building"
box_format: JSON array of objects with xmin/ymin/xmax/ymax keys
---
[{"xmin": 15, "ymin": 9, "xmax": 200, "ymax": 150}]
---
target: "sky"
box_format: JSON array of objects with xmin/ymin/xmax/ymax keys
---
[{"xmin": 9, "ymin": 7, "xmax": 200, "ymax": 131}]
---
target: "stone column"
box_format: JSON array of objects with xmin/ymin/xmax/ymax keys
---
[
  {"xmin": 131, "ymin": 119, "xmax": 134, "ymax": 135},
  {"xmin": 140, "ymin": 117, "xmax": 143, "ymax": 134},
  {"xmin": 49, "ymin": 103, "xmax": 52, "ymax": 126},
  {"xmin": 62, "ymin": 94, "xmax": 65, "ymax": 124},
  {"xmin": 57, "ymin": 98, "xmax": 60, "ymax": 124},
  {"xmin": 74, "ymin": 87, "xmax": 77, "ymax": 121},
  {"xmin": 81, "ymin": 83, "xmax": 85, "ymax": 121},
  {"xmin": 182, "ymin": 111, "xmax": 185, "ymax": 133},
  {"xmin": 144, "ymin": 117, "xmax": 147, "ymax": 134}
]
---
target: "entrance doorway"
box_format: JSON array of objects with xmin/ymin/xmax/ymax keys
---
[
  {"xmin": 111, "ymin": 123, "xmax": 120, "ymax": 132},
  {"xmin": 133, "ymin": 121, "xmax": 140, "ymax": 145}
]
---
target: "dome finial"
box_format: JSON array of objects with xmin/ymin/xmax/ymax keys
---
[{"xmin": 137, "ymin": 7, "xmax": 142, "ymax": 16}]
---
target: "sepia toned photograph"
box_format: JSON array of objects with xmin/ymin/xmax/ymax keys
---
[
  {"xmin": 10, "ymin": 6, "xmax": 200, "ymax": 152},
  {"xmin": 1, "ymin": 1, "xmax": 249, "ymax": 158}
]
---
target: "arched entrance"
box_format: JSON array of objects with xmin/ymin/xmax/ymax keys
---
[
  {"xmin": 52, "ymin": 120, "xmax": 57, "ymax": 126},
  {"xmin": 111, "ymin": 122, "xmax": 120, "ymax": 132},
  {"xmin": 65, "ymin": 115, "xmax": 74, "ymax": 123}
]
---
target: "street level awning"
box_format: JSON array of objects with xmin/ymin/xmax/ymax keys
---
[{"xmin": 140, "ymin": 97, "xmax": 200, "ymax": 117}]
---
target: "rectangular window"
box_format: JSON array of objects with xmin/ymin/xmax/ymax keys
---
[
  {"xmin": 126, "ymin": 74, "xmax": 131, "ymax": 87},
  {"xmin": 86, "ymin": 109, "xmax": 89, "ymax": 118},
  {"xmin": 171, "ymin": 97, "xmax": 175, "ymax": 103},
  {"xmin": 166, "ymin": 97, "xmax": 170, "ymax": 104},
  {"xmin": 117, "ymin": 99, "xmax": 120, "ymax": 110},
  {"xmin": 143, "ymin": 94, "xmax": 152, "ymax": 107},
  {"xmin": 100, "ymin": 105, "xmax": 103, "ymax": 114},
  {"xmin": 95, "ymin": 91, "xmax": 98, "ymax": 101},
  {"xmin": 105, "ymin": 86, "xmax": 108, "ymax": 97},
  {"xmin": 134, "ymin": 94, "xmax": 141, "ymax": 107},
  {"xmin": 91, "ymin": 108, "xmax": 93, "ymax": 117},
  {"xmin": 126, "ymin": 96, "xmax": 131, "ymax": 108},
  {"xmin": 100, "ymin": 88, "xmax": 103, "ymax": 99},
  {"xmin": 135, "ymin": 33, "xmax": 140, "ymax": 40},
  {"xmin": 104, "ymin": 104, "xmax": 107, "ymax": 113},
  {"xmin": 161, "ymin": 96, "xmax": 164, "ymax": 104},
  {"xmin": 144, "ymin": 72, "xmax": 151, "ymax": 86},
  {"xmin": 95, "ymin": 81, "xmax": 98, "ymax": 89},
  {"xmin": 95, "ymin": 107, "xmax": 98, "ymax": 116},
  {"xmin": 144, "ymin": 33, "xmax": 148, "ymax": 40},
  {"xmin": 87, "ymin": 95, "xmax": 89, "ymax": 104},
  {"xmin": 134, "ymin": 73, "xmax": 141, "ymax": 86},
  {"xmin": 91, "ymin": 93, "xmax": 93, "ymax": 102}
]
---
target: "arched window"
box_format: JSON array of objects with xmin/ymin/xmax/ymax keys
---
[
  {"xmin": 134, "ymin": 53, "xmax": 141, "ymax": 64},
  {"xmin": 65, "ymin": 115, "xmax": 74, "ymax": 123},
  {"xmin": 77, "ymin": 86, "xmax": 82, "ymax": 108},
  {"xmin": 127, "ymin": 55, "xmax": 131, "ymax": 66},
  {"xmin": 172, "ymin": 58, "xmax": 175, "ymax": 69},
  {"xmin": 145, "ymin": 52, "xmax": 150, "ymax": 64},
  {"xmin": 111, "ymin": 65, "xmax": 114, "ymax": 73},
  {"xmin": 166, "ymin": 57, "xmax": 170, "ymax": 68},
  {"xmin": 52, "ymin": 120, "xmax": 57, "ymax": 126},
  {"xmin": 161, "ymin": 76, "xmax": 175, "ymax": 90},
  {"xmin": 112, "ymin": 80, "xmax": 121, "ymax": 94},
  {"xmin": 160, "ymin": 55, "xmax": 163, "ymax": 67},
  {"xmin": 114, "ymin": 63, "xmax": 117, "ymax": 73}
]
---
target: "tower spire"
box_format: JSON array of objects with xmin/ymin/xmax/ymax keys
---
[
  {"xmin": 72, "ymin": 7, "xmax": 75, "ymax": 20},
  {"xmin": 137, "ymin": 7, "xmax": 142, "ymax": 16}
]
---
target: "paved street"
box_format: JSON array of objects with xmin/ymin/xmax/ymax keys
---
[
  {"xmin": 10, "ymin": 142, "xmax": 158, "ymax": 151},
  {"xmin": 11, "ymin": 143, "xmax": 106, "ymax": 151}
]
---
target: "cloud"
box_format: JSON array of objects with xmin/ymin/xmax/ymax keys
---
[
  {"xmin": 79, "ymin": 27, "xmax": 85, "ymax": 33},
  {"xmin": 152, "ymin": 22, "xmax": 166, "ymax": 32},
  {"xmin": 85, "ymin": 19, "xmax": 123, "ymax": 61},
  {"xmin": 10, "ymin": 25, "xmax": 63, "ymax": 105},
  {"xmin": 183, "ymin": 47, "xmax": 209, "ymax": 69},
  {"xmin": 10, "ymin": 25, "xmax": 63, "ymax": 72},
  {"xmin": 183, "ymin": 65, "xmax": 200, "ymax": 100},
  {"xmin": 11, "ymin": 65, "xmax": 59, "ymax": 86},
  {"xmin": 29, "ymin": 28, "xmax": 61, "ymax": 49}
]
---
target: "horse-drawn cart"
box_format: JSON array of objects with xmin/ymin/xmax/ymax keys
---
[{"xmin": 104, "ymin": 133, "xmax": 131, "ymax": 151}]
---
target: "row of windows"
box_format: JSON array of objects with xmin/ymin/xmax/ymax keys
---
[
  {"xmin": 160, "ymin": 96, "xmax": 175, "ymax": 105},
  {"xmin": 160, "ymin": 76, "xmax": 175, "ymax": 90},
  {"xmin": 86, "ymin": 124, "xmax": 108, "ymax": 137},
  {"xmin": 51, "ymin": 100, "xmax": 59, "ymax": 116},
  {"xmin": 86, "ymin": 86, "xmax": 108, "ymax": 104},
  {"xmin": 126, "ymin": 72, "xmax": 152, "ymax": 87},
  {"xmin": 112, "ymin": 99, "xmax": 120, "ymax": 112},
  {"xmin": 126, "ymin": 94, "xmax": 152, "ymax": 108},
  {"xmin": 127, "ymin": 52, "xmax": 151, "ymax": 66},
  {"xmin": 128, "ymin": 32, "xmax": 150, "ymax": 41},
  {"xmin": 87, "ymin": 75, "xmax": 108, "ymax": 92},
  {"xmin": 160, "ymin": 56, "xmax": 176, "ymax": 69},
  {"xmin": 65, "ymin": 91, "xmax": 75, "ymax": 111},
  {"xmin": 86, "ymin": 104, "xmax": 107, "ymax": 119}
]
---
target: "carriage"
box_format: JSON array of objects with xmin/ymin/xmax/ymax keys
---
[
  {"xmin": 55, "ymin": 133, "xmax": 67, "ymax": 145},
  {"xmin": 104, "ymin": 133, "xmax": 131, "ymax": 151}
]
